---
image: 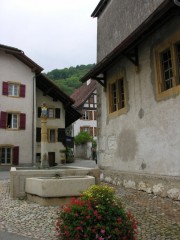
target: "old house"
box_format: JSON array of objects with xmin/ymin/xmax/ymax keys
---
[
  {"xmin": 71, "ymin": 80, "xmax": 97, "ymax": 158},
  {"xmin": 71, "ymin": 79, "xmax": 97, "ymax": 138},
  {"xmin": 0, "ymin": 44, "xmax": 80, "ymax": 167},
  {"xmin": 81, "ymin": 0, "xmax": 180, "ymax": 199}
]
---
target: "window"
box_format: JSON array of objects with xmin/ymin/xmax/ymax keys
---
[
  {"xmin": 8, "ymin": 83, "xmax": 19, "ymax": 96},
  {"xmin": 0, "ymin": 146, "xmax": 19, "ymax": 165},
  {"xmin": 7, "ymin": 113, "xmax": 18, "ymax": 129},
  {"xmin": 84, "ymin": 93, "xmax": 97, "ymax": 108},
  {"xmin": 48, "ymin": 108, "xmax": 54, "ymax": 118},
  {"xmin": 155, "ymin": 34, "xmax": 180, "ymax": 100},
  {"xmin": 0, "ymin": 112, "xmax": 26, "ymax": 129},
  {"xmin": 0, "ymin": 147, "xmax": 11, "ymax": 164},
  {"xmin": 48, "ymin": 129, "xmax": 57, "ymax": 142},
  {"xmin": 37, "ymin": 107, "xmax": 60, "ymax": 119},
  {"xmin": 2, "ymin": 82, "xmax": 25, "ymax": 97},
  {"xmin": 81, "ymin": 110, "xmax": 93, "ymax": 120},
  {"xmin": 80, "ymin": 126, "xmax": 94, "ymax": 136},
  {"xmin": 109, "ymin": 78, "xmax": 126, "ymax": 114}
]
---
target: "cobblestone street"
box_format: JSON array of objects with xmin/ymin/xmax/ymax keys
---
[
  {"xmin": 115, "ymin": 185, "xmax": 180, "ymax": 240},
  {"xmin": 0, "ymin": 179, "xmax": 180, "ymax": 240}
]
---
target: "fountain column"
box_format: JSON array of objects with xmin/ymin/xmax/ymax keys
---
[{"xmin": 40, "ymin": 103, "xmax": 49, "ymax": 168}]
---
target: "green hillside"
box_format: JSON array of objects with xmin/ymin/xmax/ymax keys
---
[{"xmin": 45, "ymin": 64, "xmax": 95, "ymax": 96}]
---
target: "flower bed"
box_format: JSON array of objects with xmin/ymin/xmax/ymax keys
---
[{"xmin": 56, "ymin": 185, "xmax": 137, "ymax": 240}]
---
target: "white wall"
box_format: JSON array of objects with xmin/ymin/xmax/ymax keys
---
[{"xmin": 0, "ymin": 51, "xmax": 35, "ymax": 164}]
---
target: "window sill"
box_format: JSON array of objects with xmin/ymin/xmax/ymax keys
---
[
  {"xmin": 108, "ymin": 107, "xmax": 127, "ymax": 118},
  {"xmin": 156, "ymin": 85, "xmax": 180, "ymax": 101}
]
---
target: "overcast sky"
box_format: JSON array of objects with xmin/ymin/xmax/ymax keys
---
[{"xmin": 1, "ymin": 0, "xmax": 99, "ymax": 72}]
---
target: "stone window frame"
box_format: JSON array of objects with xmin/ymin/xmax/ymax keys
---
[
  {"xmin": 154, "ymin": 32, "xmax": 180, "ymax": 101},
  {"xmin": 107, "ymin": 70, "xmax": 127, "ymax": 118}
]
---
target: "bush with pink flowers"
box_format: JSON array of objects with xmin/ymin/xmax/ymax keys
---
[{"xmin": 56, "ymin": 185, "xmax": 137, "ymax": 240}]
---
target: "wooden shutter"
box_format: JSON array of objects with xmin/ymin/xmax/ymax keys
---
[
  {"xmin": 0, "ymin": 111, "xmax": 7, "ymax": 128},
  {"xmin": 20, "ymin": 113, "xmax": 26, "ymax": 129},
  {"xmin": 90, "ymin": 127, "xmax": 93, "ymax": 136},
  {"xmin": 38, "ymin": 107, "xmax": 41, "ymax": 118},
  {"xmin": 12, "ymin": 146, "xmax": 19, "ymax": 165},
  {"xmin": 94, "ymin": 127, "xmax": 97, "ymax": 136},
  {"xmin": 55, "ymin": 108, "xmax": 61, "ymax": 118},
  {"xmin": 20, "ymin": 84, "xmax": 26, "ymax": 97},
  {"xmin": 94, "ymin": 111, "xmax": 97, "ymax": 120},
  {"xmin": 58, "ymin": 128, "xmax": 66, "ymax": 142},
  {"xmin": 2, "ymin": 82, "xmax": 8, "ymax": 95},
  {"xmin": 36, "ymin": 128, "xmax": 41, "ymax": 142},
  {"xmin": 89, "ymin": 111, "xmax": 93, "ymax": 120}
]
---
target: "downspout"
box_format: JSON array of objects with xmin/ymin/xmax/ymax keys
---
[
  {"xmin": 174, "ymin": 0, "xmax": 180, "ymax": 7},
  {"xmin": 32, "ymin": 75, "xmax": 36, "ymax": 166}
]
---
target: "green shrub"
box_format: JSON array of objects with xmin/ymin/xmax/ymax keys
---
[
  {"xmin": 91, "ymin": 139, "xmax": 97, "ymax": 148},
  {"xmin": 74, "ymin": 131, "xmax": 93, "ymax": 145},
  {"xmin": 56, "ymin": 185, "xmax": 137, "ymax": 240}
]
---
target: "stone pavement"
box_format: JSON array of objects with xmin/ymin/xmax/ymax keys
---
[
  {"xmin": 113, "ymin": 184, "xmax": 180, "ymax": 240},
  {"xmin": 0, "ymin": 161, "xmax": 180, "ymax": 240}
]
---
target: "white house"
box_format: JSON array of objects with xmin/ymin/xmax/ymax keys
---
[{"xmin": 0, "ymin": 44, "xmax": 81, "ymax": 168}]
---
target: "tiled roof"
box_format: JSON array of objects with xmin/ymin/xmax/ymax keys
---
[{"xmin": 70, "ymin": 80, "xmax": 97, "ymax": 109}]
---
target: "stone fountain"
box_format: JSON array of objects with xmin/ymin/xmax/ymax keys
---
[{"xmin": 10, "ymin": 102, "xmax": 99, "ymax": 205}]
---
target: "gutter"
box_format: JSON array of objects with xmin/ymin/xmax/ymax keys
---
[{"xmin": 174, "ymin": 0, "xmax": 180, "ymax": 6}]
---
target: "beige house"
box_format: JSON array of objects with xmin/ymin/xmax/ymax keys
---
[
  {"xmin": 0, "ymin": 44, "xmax": 80, "ymax": 167},
  {"xmin": 81, "ymin": 0, "xmax": 180, "ymax": 199}
]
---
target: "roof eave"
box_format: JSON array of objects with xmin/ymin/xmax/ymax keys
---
[
  {"xmin": 0, "ymin": 44, "xmax": 43, "ymax": 73},
  {"xmin": 91, "ymin": 0, "xmax": 109, "ymax": 18},
  {"xmin": 82, "ymin": 0, "xmax": 177, "ymax": 83}
]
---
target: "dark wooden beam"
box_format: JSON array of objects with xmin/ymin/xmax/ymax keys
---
[{"xmin": 123, "ymin": 46, "xmax": 139, "ymax": 67}]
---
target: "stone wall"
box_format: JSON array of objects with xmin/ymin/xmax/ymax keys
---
[
  {"xmin": 74, "ymin": 142, "xmax": 92, "ymax": 159},
  {"xmin": 100, "ymin": 170, "xmax": 180, "ymax": 201}
]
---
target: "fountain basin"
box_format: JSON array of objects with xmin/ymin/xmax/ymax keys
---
[
  {"xmin": 10, "ymin": 166, "xmax": 100, "ymax": 199},
  {"xmin": 25, "ymin": 176, "xmax": 95, "ymax": 197}
]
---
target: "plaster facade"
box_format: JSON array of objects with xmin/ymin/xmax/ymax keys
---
[
  {"xmin": 0, "ymin": 51, "xmax": 35, "ymax": 164},
  {"xmin": 97, "ymin": 15, "xmax": 180, "ymax": 199},
  {"xmin": 97, "ymin": 0, "xmax": 164, "ymax": 62},
  {"xmin": 36, "ymin": 88, "xmax": 65, "ymax": 164}
]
